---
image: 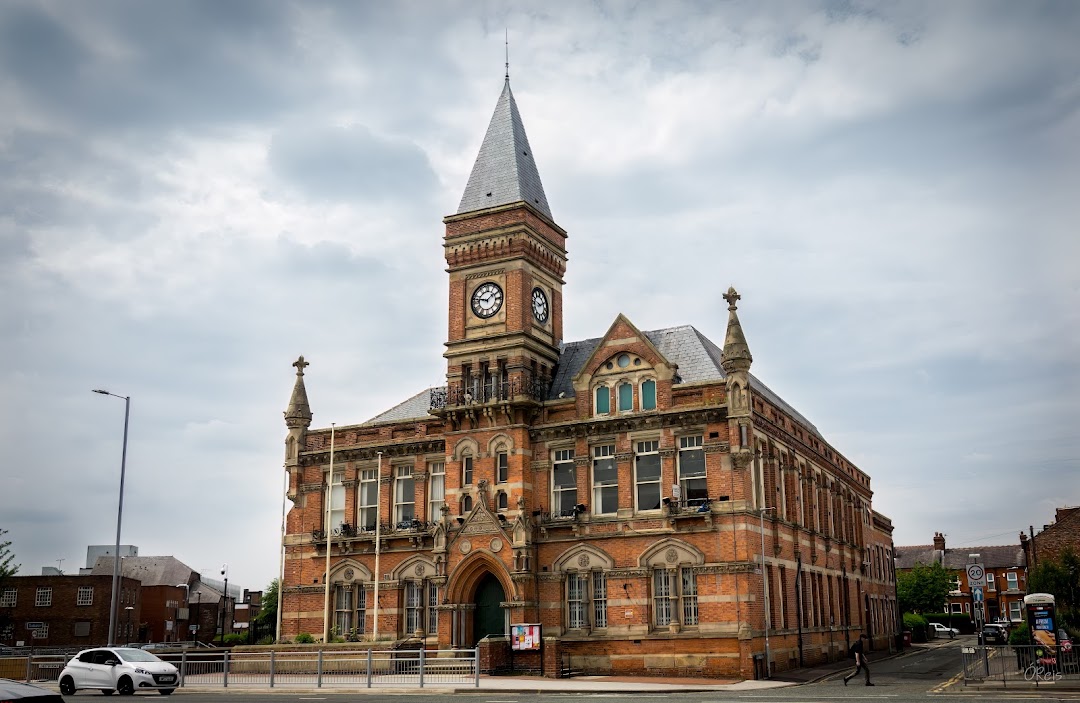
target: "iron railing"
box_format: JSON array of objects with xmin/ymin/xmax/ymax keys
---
[
  {"xmin": 13, "ymin": 648, "xmax": 479, "ymax": 689},
  {"xmin": 960, "ymin": 644, "xmax": 1080, "ymax": 687},
  {"xmin": 313, "ymin": 521, "xmax": 435, "ymax": 543},
  {"xmin": 429, "ymin": 374, "xmax": 550, "ymax": 412}
]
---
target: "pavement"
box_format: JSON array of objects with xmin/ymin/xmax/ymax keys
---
[{"xmin": 28, "ymin": 641, "xmax": 1080, "ymax": 695}]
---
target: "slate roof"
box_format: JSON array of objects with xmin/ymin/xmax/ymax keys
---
[
  {"xmin": 363, "ymin": 325, "xmax": 821, "ymax": 438},
  {"xmin": 894, "ymin": 544, "xmax": 1027, "ymax": 570},
  {"xmin": 457, "ymin": 79, "xmax": 552, "ymax": 219},
  {"xmin": 90, "ymin": 555, "xmax": 195, "ymax": 587}
]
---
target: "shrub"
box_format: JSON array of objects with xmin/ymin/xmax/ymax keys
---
[
  {"xmin": 1008, "ymin": 622, "xmax": 1032, "ymax": 645},
  {"xmin": 223, "ymin": 633, "xmax": 246, "ymax": 645},
  {"xmin": 257, "ymin": 635, "xmax": 275, "ymax": 645},
  {"xmin": 295, "ymin": 632, "xmax": 315, "ymax": 644},
  {"xmin": 904, "ymin": 612, "xmax": 929, "ymax": 642}
]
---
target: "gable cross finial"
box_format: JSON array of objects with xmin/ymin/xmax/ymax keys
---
[
  {"xmin": 292, "ymin": 355, "xmax": 309, "ymax": 376},
  {"xmin": 723, "ymin": 286, "xmax": 741, "ymax": 311}
]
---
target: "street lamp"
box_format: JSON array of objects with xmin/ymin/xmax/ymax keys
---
[
  {"xmin": 219, "ymin": 565, "xmax": 229, "ymax": 642},
  {"xmin": 760, "ymin": 506, "xmax": 776, "ymax": 679},
  {"xmin": 92, "ymin": 389, "xmax": 130, "ymax": 647}
]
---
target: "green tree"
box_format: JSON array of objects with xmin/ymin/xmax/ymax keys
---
[
  {"xmin": 0, "ymin": 528, "xmax": 19, "ymax": 580},
  {"xmin": 897, "ymin": 561, "xmax": 952, "ymax": 614},
  {"xmin": 0, "ymin": 529, "xmax": 19, "ymax": 633},
  {"xmin": 254, "ymin": 578, "xmax": 279, "ymax": 640},
  {"xmin": 1028, "ymin": 547, "xmax": 1080, "ymax": 627}
]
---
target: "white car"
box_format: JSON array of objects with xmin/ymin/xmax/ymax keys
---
[
  {"xmin": 930, "ymin": 622, "xmax": 959, "ymax": 638},
  {"xmin": 59, "ymin": 647, "xmax": 178, "ymax": 696}
]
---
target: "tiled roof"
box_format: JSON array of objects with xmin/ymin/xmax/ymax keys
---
[
  {"xmin": 90, "ymin": 555, "xmax": 195, "ymax": 587},
  {"xmin": 363, "ymin": 325, "xmax": 821, "ymax": 439},
  {"xmin": 894, "ymin": 544, "xmax": 1027, "ymax": 570},
  {"xmin": 457, "ymin": 79, "xmax": 552, "ymax": 219},
  {"xmin": 364, "ymin": 387, "xmax": 438, "ymax": 425}
]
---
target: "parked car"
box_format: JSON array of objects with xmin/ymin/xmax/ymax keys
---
[
  {"xmin": 0, "ymin": 678, "xmax": 64, "ymax": 702},
  {"xmin": 930, "ymin": 622, "xmax": 959, "ymax": 638},
  {"xmin": 59, "ymin": 647, "xmax": 179, "ymax": 696},
  {"xmin": 983, "ymin": 624, "xmax": 1009, "ymax": 644}
]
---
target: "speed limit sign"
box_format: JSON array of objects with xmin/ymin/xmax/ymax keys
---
[{"xmin": 967, "ymin": 564, "xmax": 985, "ymax": 586}]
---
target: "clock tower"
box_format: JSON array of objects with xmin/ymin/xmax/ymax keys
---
[{"xmin": 438, "ymin": 77, "xmax": 567, "ymax": 419}]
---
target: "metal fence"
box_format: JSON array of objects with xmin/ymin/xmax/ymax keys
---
[
  {"xmin": 961, "ymin": 645, "xmax": 1080, "ymax": 687},
  {"xmin": 5, "ymin": 648, "xmax": 479, "ymax": 689}
]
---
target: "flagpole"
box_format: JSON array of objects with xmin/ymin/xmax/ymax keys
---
[
  {"xmin": 373, "ymin": 451, "xmax": 383, "ymax": 642},
  {"xmin": 276, "ymin": 465, "xmax": 288, "ymax": 643},
  {"xmin": 322, "ymin": 423, "xmax": 336, "ymax": 643}
]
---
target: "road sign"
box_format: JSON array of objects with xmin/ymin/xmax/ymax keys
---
[
  {"xmin": 25, "ymin": 621, "xmax": 43, "ymax": 630},
  {"xmin": 973, "ymin": 586, "xmax": 984, "ymax": 603},
  {"xmin": 966, "ymin": 564, "xmax": 985, "ymax": 587}
]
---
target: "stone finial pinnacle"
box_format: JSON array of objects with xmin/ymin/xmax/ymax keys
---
[
  {"xmin": 723, "ymin": 286, "xmax": 741, "ymax": 311},
  {"xmin": 721, "ymin": 286, "xmax": 752, "ymax": 373},
  {"xmin": 285, "ymin": 355, "xmax": 313, "ymax": 428}
]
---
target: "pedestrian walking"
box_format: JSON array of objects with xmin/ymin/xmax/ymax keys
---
[{"xmin": 843, "ymin": 634, "xmax": 874, "ymax": 686}]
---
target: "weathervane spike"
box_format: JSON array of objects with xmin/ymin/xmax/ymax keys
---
[{"xmin": 505, "ymin": 28, "xmax": 509, "ymax": 80}]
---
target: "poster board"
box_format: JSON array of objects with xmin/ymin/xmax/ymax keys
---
[{"xmin": 511, "ymin": 623, "xmax": 541, "ymax": 651}]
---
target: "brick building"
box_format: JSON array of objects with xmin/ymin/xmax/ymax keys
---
[
  {"xmin": 0, "ymin": 574, "xmax": 142, "ymax": 647},
  {"xmin": 895, "ymin": 532, "xmax": 1028, "ymax": 625},
  {"xmin": 1022, "ymin": 506, "xmax": 1080, "ymax": 569},
  {"xmin": 89, "ymin": 556, "xmax": 197, "ymax": 644},
  {"xmin": 278, "ymin": 77, "xmax": 897, "ymax": 678}
]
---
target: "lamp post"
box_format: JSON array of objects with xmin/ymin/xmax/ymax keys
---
[
  {"xmin": 92, "ymin": 389, "xmax": 130, "ymax": 647},
  {"xmin": 760, "ymin": 506, "xmax": 776, "ymax": 678},
  {"xmin": 219, "ymin": 565, "xmax": 229, "ymax": 643}
]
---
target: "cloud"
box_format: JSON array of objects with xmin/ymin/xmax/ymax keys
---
[{"xmin": 0, "ymin": 0, "xmax": 1077, "ymax": 588}]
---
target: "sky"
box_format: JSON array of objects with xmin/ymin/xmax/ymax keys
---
[{"xmin": 1, "ymin": 0, "xmax": 1078, "ymax": 593}]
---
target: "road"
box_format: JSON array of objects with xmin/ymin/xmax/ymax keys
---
[{"xmin": 59, "ymin": 639, "xmax": 1080, "ymax": 701}]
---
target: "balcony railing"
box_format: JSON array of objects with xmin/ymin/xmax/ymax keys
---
[
  {"xmin": 664, "ymin": 497, "xmax": 713, "ymax": 515},
  {"xmin": 429, "ymin": 373, "xmax": 550, "ymax": 412},
  {"xmin": 312, "ymin": 520, "xmax": 435, "ymax": 543}
]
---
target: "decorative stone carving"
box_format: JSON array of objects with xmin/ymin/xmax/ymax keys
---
[
  {"xmin": 490, "ymin": 538, "xmax": 503, "ymax": 553},
  {"xmin": 343, "ymin": 568, "xmax": 354, "ymax": 581},
  {"xmin": 665, "ymin": 548, "xmax": 679, "ymax": 564},
  {"xmin": 459, "ymin": 539, "xmax": 472, "ymax": 554},
  {"xmin": 414, "ymin": 564, "xmax": 426, "ymax": 576}
]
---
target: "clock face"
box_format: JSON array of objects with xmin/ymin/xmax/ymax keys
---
[
  {"xmin": 470, "ymin": 281, "xmax": 503, "ymax": 319},
  {"xmin": 531, "ymin": 287, "xmax": 549, "ymax": 324}
]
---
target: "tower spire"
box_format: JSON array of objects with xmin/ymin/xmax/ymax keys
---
[{"xmin": 456, "ymin": 79, "xmax": 552, "ymax": 219}]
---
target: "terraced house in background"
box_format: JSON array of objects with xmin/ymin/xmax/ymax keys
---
[{"xmin": 277, "ymin": 76, "xmax": 898, "ymax": 679}]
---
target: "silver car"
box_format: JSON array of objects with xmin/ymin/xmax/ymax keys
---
[{"xmin": 59, "ymin": 647, "xmax": 178, "ymax": 696}]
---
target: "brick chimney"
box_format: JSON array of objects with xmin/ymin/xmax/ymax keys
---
[{"xmin": 933, "ymin": 532, "xmax": 946, "ymax": 551}]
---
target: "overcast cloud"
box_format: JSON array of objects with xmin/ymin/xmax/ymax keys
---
[{"xmin": 1, "ymin": 0, "xmax": 1077, "ymax": 591}]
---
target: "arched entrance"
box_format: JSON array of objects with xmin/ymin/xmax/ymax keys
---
[{"xmin": 472, "ymin": 573, "xmax": 505, "ymax": 645}]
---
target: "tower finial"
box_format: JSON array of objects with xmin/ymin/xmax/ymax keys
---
[
  {"xmin": 292, "ymin": 355, "xmax": 309, "ymax": 376},
  {"xmin": 505, "ymin": 28, "xmax": 509, "ymax": 80},
  {"xmin": 722, "ymin": 286, "xmax": 741, "ymax": 311}
]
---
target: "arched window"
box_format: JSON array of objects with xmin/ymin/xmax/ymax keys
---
[
  {"xmin": 496, "ymin": 448, "xmax": 509, "ymax": 484},
  {"xmin": 618, "ymin": 382, "xmax": 633, "ymax": 412},
  {"xmin": 462, "ymin": 495, "xmax": 473, "ymax": 513},
  {"xmin": 462, "ymin": 452, "xmax": 473, "ymax": 485},
  {"xmin": 497, "ymin": 491, "xmax": 508, "ymax": 510},
  {"xmin": 641, "ymin": 379, "xmax": 656, "ymax": 410},
  {"xmin": 595, "ymin": 385, "xmax": 610, "ymax": 415}
]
